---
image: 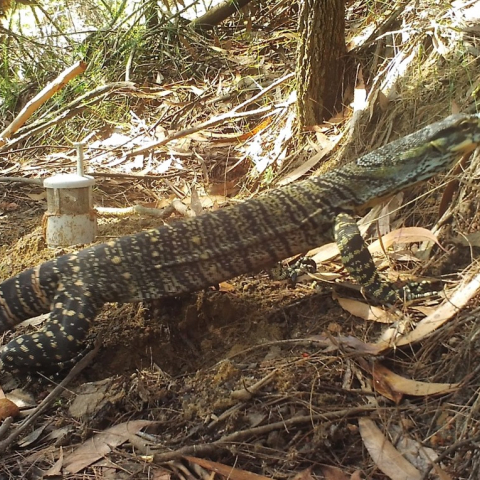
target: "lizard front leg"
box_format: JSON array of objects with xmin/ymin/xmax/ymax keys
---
[{"xmin": 334, "ymin": 212, "xmax": 416, "ymax": 304}]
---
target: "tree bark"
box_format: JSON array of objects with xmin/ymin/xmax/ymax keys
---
[{"xmin": 296, "ymin": 0, "xmax": 347, "ymax": 129}]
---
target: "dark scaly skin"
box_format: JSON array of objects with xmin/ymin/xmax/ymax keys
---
[{"xmin": 1, "ymin": 113, "xmax": 480, "ymax": 374}]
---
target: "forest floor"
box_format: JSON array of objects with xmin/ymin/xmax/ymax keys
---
[{"xmin": 1, "ymin": 0, "xmax": 480, "ymax": 479}]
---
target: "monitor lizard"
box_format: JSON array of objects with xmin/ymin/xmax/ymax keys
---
[{"xmin": 1, "ymin": 113, "xmax": 479, "ymax": 375}]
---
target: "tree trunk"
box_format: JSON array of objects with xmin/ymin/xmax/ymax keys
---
[{"xmin": 296, "ymin": 0, "xmax": 347, "ymax": 129}]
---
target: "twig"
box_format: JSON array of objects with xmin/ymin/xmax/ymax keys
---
[
  {"xmin": 0, "ymin": 82, "xmax": 135, "ymax": 153},
  {"xmin": 90, "ymin": 171, "xmax": 181, "ymax": 180},
  {"xmin": 152, "ymin": 405, "xmax": 377, "ymax": 462},
  {"xmin": 17, "ymin": 82, "xmax": 135, "ymax": 136},
  {"xmin": 0, "ymin": 338, "xmax": 101, "ymax": 453},
  {"xmin": 0, "ymin": 170, "xmax": 185, "ymax": 186},
  {"xmin": 353, "ymin": 1, "xmax": 412, "ymax": 53},
  {"xmin": 230, "ymin": 369, "xmax": 278, "ymax": 401},
  {"xmin": 0, "ymin": 61, "xmax": 87, "ymax": 147},
  {"xmin": 190, "ymin": 0, "xmax": 255, "ymax": 29},
  {"xmin": 0, "ymin": 177, "xmax": 43, "ymax": 185},
  {"xmin": 96, "ymin": 202, "xmax": 177, "ymax": 218},
  {"xmin": 0, "ymin": 417, "xmax": 13, "ymax": 439}
]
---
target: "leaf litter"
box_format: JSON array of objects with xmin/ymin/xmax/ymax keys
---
[{"xmin": 1, "ymin": 1, "xmax": 480, "ymax": 479}]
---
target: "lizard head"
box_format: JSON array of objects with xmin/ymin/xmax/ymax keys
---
[
  {"xmin": 350, "ymin": 113, "xmax": 480, "ymax": 211},
  {"xmin": 369, "ymin": 113, "xmax": 480, "ymax": 180},
  {"xmin": 401, "ymin": 113, "xmax": 480, "ymax": 180}
]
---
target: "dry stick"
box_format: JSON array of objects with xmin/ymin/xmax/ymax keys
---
[
  {"xmin": 353, "ymin": 1, "xmax": 411, "ymax": 53},
  {"xmin": 0, "ymin": 417, "xmax": 13, "ymax": 440},
  {"xmin": 15, "ymin": 81, "xmax": 135, "ymax": 136},
  {"xmin": 0, "ymin": 177, "xmax": 43, "ymax": 185},
  {"xmin": 189, "ymin": 0, "xmax": 255, "ymax": 29},
  {"xmin": 230, "ymin": 368, "xmax": 279, "ymax": 401},
  {"xmin": 97, "ymin": 202, "xmax": 178, "ymax": 218},
  {"xmin": 152, "ymin": 405, "xmax": 377, "ymax": 462},
  {"xmin": 0, "ymin": 182, "xmax": 184, "ymax": 220},
  {"xmin": 0, "ymin": 338, "xmax": 101, "ymax": 453},
  {"xmin": 0, "ymin": 61, "xmax": 87, "ymax": 147},
  {"xmin": 0, "ymin": 82, "xmax": 135, "ymax": 153},
  {"xmin": 0, "ymin": 105, "xmax": 91, "ymax": 154},
  {"xmin": 127, "ymin": 105, "xmax": 273, "ymax": 158},
  {"xmin": 89, "ymin": 171, "xmax": 181, "ymax": 180},
  {"xmin": 0, "ymin": 171, "xmax": 183, "ymax": 185},
  {"xmin": 125, "ymin": 72, "xmax": 295, "ymax": 159},
  {"xmin": 419, "ymin": 360, "xmax": 480, "ymax": 480}
]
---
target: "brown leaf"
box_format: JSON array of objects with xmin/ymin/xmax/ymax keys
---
[
  {"xmin": 307, "ymin": 334, "xmax": 385, "ymax": 355},
  {"xmin": 378, "ymin": 90, "xmax": 390, "ymax": 111},
  {"xmin": 388, "ymin": 424, "xmax": 440, "ymax": 473},
  {"xmin": 178, "ymin": 34, "xmax": 197, "ymax": 59},
  {"xmin": 365, "ymin": 362, "xmax": 458, "ymax": 401},
  {"xmin": 359, "ymin": 418, "xmax": 422, "ymax": 480},
  {"xmin": 394, "ymin": 273, "xmax": 480, "ymax": 346},
  {"xmin": 0, "ymin": 398, "xmax": 20, "ymax": 420},
  {"xmin": 368, "ymin": 227, "xmax": 441, "ymax": 255},
  {"xmin": 308, "ymin": 242, "xmax": 339, "ymax": 263},
  {"xmin": 0, "ymin": 201, "xmax": 20, "ymax": 210},
  {"xmin": 350, "ymin": 472, "xmax": 363, "ymax": 480},
  {"xmin": 320, "ymin": 464, "xmax": 350, "ymax": 480},
  {"xmin": 17, "ymin": 424, "xmax": 47, "ymax": 447},
  {"xmin": 336, "ymin": 296, "xmax": 397, "ymax": 324},
  {"xmin": 277, "ymin": 135, "xmax": 339, "ymax": 186},
  {"xmin": 185, "ymin": 456, "xmax": 271, "ymax": 480},
  {"xmin": 45, "ymin": 448, "xmax": 63, "ymax": 476},
  {"xmin": 291, "ymin": 467, "xmax": 315, "ymax": 480},
  {"xmin": 236, "ymin": 117, "xmax": 272, "ymax": 141},
  {"xmin": 371, "ymin": 368, "xmax": 404, "ymax": 404},
  {"xmin": 207, "ymin": 181, "xmax": 239, "ymax": 197},
  {"xmin": 63, "ymin": 420, "xmax": 155, "ymax": 473},
  {"xmin": 151, "ymin": 469, "xmax": 172, "ymax": 480}
]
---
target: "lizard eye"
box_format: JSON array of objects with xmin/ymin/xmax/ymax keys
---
[{"xmin": 458, "ymin": 119, "xmax": 472, "ymax": 130}]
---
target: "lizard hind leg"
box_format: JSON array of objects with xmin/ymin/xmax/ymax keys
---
[{"xmin": 0, "ymin": 290, "xmax": 99, "ymax": 375}]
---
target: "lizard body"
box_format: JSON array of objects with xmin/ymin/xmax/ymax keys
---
[{"xmin": 1, "ymin": 113, "xmax": 480, "ymax": 374}]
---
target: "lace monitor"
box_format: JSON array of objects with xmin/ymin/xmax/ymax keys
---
[{"xmin": 1, "ymin": 113, "xmax": 480, "ymax": 375}]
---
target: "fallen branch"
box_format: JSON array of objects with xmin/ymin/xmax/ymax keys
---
[
  {"xmin": 0, "ymin": 170, "xmax": 183, "ymax": 185},
  {"xmin": 0, "ymin": 177, "xmax": 43, "ymax": 185},
  {"xmin": 190, "ymin": 0, "xmax": 255, "ymax": 30}
]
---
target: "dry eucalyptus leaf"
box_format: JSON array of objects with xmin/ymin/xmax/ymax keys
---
[
  {"xmin": 394, "ymin": 273, "xmax": 480, "ymax": 346},
  {"xmin": 359, "ymin": 418, "xmax": 422, "ymax": 480},
  {"xmin": 336, "ymin": 296, "xmax": 398, "ymax": 323},
  {"xmin": 368, "ymin": 227, "xmax": 441, "ymax": 255}
]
